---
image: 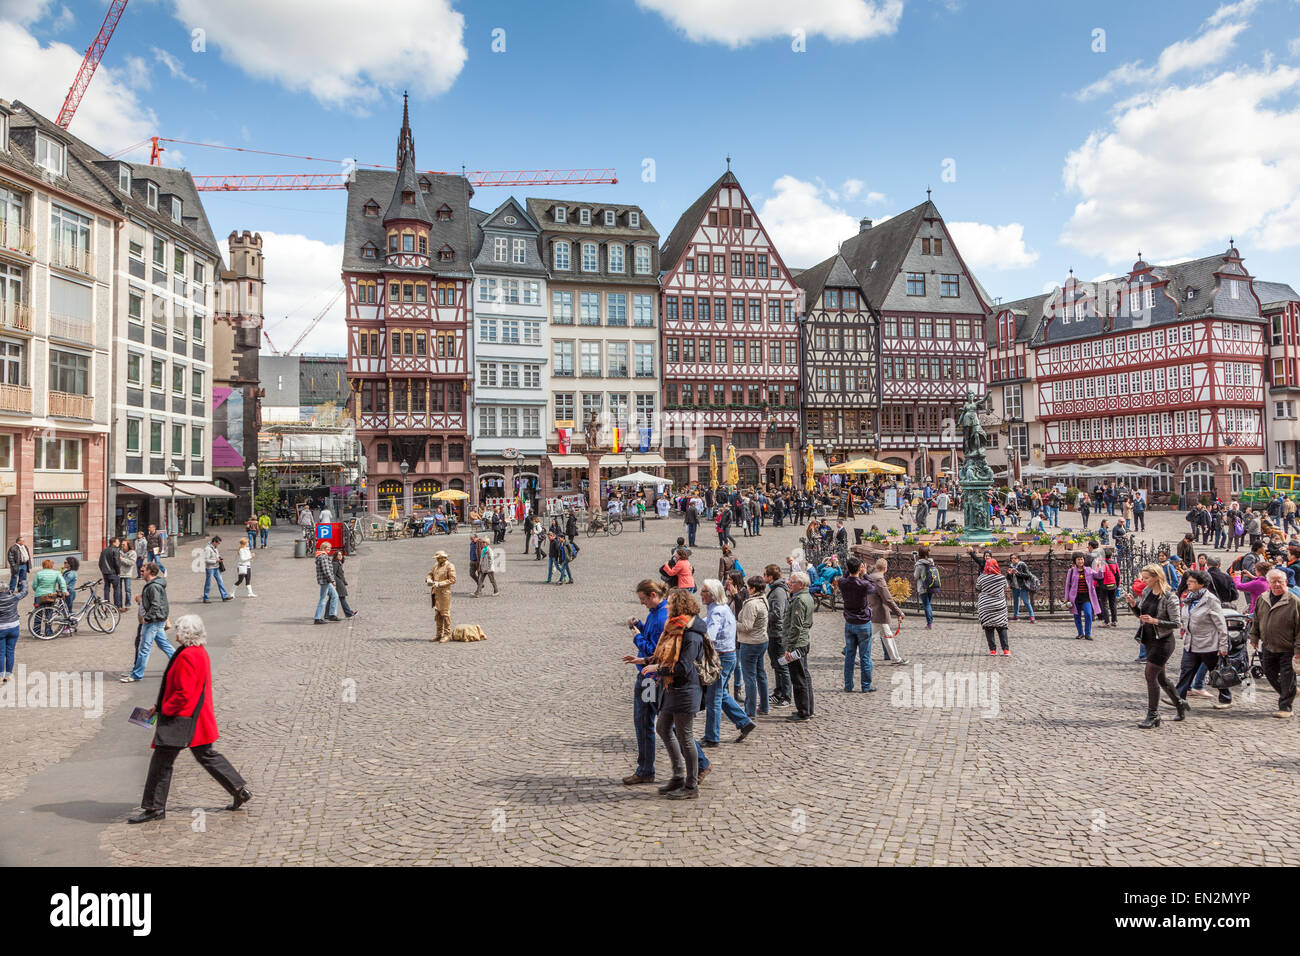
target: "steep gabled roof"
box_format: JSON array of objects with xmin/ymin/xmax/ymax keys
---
[
  {"xmin": 836, "ymin": 201, "xmax": 933, "ymax": 306},
  {"xmin": 1153, "ymin": 249, "xmax": 1246, "ymax": 315},
  {"xmin": 343, "ymin": 169, "xmax": 474, "ymax": 272},
  {"xmin": 1256, "ymin": 281, "xmax": 1300, "ymax": 307},
  {"xmin": 658, "ymin": 169, "xmax": 737, "ymax": 269},
  {"xmin": 989, "ymin": 291, "xmax": 1051, "ymax": 343},
  {"xmin": 383, "ymin": 94, "xmax": 433, "ymax": 224},
  {"xmin": 795, "ymin": 251, "xmax": 865, "ymax": 306}
]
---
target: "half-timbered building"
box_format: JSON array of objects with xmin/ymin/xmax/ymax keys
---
[
  {"xmin": 343, "ymin": 99, "xmax": 474, "ymax": 512},
  {"xmin": 794, "ymin": 252, "xmax": 879, "ymax": 465},
  {"xmin": 836, "ymin": 200, "xmax": 991, "ymax": 477},
  {"xmin": 985, "ymin": 292, "xmax": 1049, "ymax": 481},
  {"xmin": 1030, "ymin": 248, "xmax": 1267, "ymax": 499},
  {"xmin": 658, "ymin": 169, "xmax": 801, "ymax": 488},
  {"xmin": 527, "ymin": 197, "xmax": 661, "ymax": 500},
  {"xmin": 468, "ymin": 197, "xmax": 548, "ymax": 507},
  {"xmin": 1258, "ymin": 281, "xmax": 1300, "ymax": 472}
]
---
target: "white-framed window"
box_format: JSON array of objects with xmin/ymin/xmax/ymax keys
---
[
  {"xmin": 635, "ymin": 245, "xmax": 651, "ymax": 275},
  {"xmin": 1181, "ymin": 325, "xmax": 1194, "ymax": 343},
  {"xmin": 522, "ymin": 280, "xmax": 540, "ymax": 305},
  {"xmin": 0, "ymin": 339, "xmax": 25, "ymax": 387},
  {"xmin": 501, "ymin": 319, "xmax": 520, "ymax": 344},
  {"xmin": 553, "ymin": 241, "xmax": 570, "ymax": 271},
  {"xmin": 580, "ymin": 341, "xmax": 601, "ymax": 376},
  {"xmin": 523, "ymin": 320, "xmax": 541, "ymax": 345},
  {"xmin": 1181, "ymin": 365, "xmax": 1193, "ymax": 389},
  {"xmin": 554, "ymin": 206, "xmax": 566, "ymax": 223},
  {"xmin": 608, "ymin": 244, "xmax": 624, "ymax": 273},
  {"xmin": 1229, "ymin": 278, "xmax": 1240, "ymax": 299},
  {"xmin": 629, "ymin": 211, "xmax": 640, "ymax": 228},
  {"xmin": 523, "ymin": 364, "xmax": 541, "ymax": 388},
  {"xmin": 552, "ymin": 290, "xmax": 573, "ymax": 324},
  {"xmin": 479, "ymin": 406, "xmax": 497, "ymax": 437},
  {"xmin": 146, "ymin": 182, "xmax": 158, "ymax": 209},
  {"xmin": 1129, "ymin": 291, "xmax": 1139, "ymax": 314},
  {"xmin": 118, "ymin": 165, "xmax": 131, "ymax": 192},
  {"xmin": 125, "ymin": 417, "xmax": 141, "ymax": 455},
  {"xmin": 34, "ymin": 436, "xmax": 80, "ymax": 471},
  {"xmin": 479, "ymin": 362, "xmax": 498, "ymax": 386},
  {"xmin": 581, "ymin": 242, "xmax": 598, "ymax": 272},
  {"xmin": 35, "ymin": 133, "xmax": 65, "ymax": 176},
  {"xmin": 501, "ymin": 407, "xmax": 520, "ymax": 437},
  {"xmin": 479, "ymin": 318, "xmax": 498, "ymax": 342},
  {"xmin": 493, "ymin": 237, "xmax": 507, "ymax": 262},
  {"xmin": 171, "ymin": 197, "xmax": 182, "ymax": 223},
  {"xmin": 633, "ymin": 294, "xmax": 653, "ymax": 327},
  {"xmin": 171, "ymin": 362, "xmax": 185, "ymax": 395},
  {"xmin": 191, "ymin": 425, "xmax": 203, "ymax": 459},
  {"xmin": 512, "ymin": 238, "xmax": 526, "ymax": 264},
  {"xmin": 604, "ymin": 210, "xmax": 615, "ymax": 227},
  {"xmin": 478, "ymin": 277, "xmax": 498, "ymax": 303},
  {"xmin": 523, "ymin": 407, "xmax": 541, "ymax": 437},
  {"xmin": 1144, "ymin": 288, "xmax": 1155, "ymax": 310},
  {"xmin": 578, "ymin": 208, "xmax": 591, "ymax": 225}
]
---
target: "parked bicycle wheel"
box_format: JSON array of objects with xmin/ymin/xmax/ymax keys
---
[
  {"xmin": 88, "ymin": 600, "xmax": 121, "ymax": 633},
  {"xmin": 28, "ymin": 604, "xmax": 66, "ymax": 640},
  {"xmin": 608, "ymin": 519, "xmax": 623, "ymax": 536}
]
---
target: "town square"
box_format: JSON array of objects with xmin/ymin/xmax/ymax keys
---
[{"xmin": 0, "ymin": 0, "xmax": 1298, "ymax": 912}]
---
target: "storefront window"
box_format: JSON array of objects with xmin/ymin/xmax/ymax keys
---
[{"xmin": 34, "ymin": 505, "xmax": 80, "ymax": 554}]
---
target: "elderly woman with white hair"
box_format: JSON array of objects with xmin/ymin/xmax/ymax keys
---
[
  {"xmin": 699, "ymin": 578, "xmax": 757, "ymax": 746},
  {"xmin": 128, "ymin": 614, "xmax": 252, "ymax": 824}
]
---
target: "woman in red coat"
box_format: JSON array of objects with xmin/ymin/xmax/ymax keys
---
[{"xmin": 128, "ymin": 614, "xmax": 251, "ymax": 824}]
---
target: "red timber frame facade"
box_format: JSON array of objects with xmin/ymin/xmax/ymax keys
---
[
  {"xmin": 1263, "ymin": 292, "xmax": 1300, "ymax": 472},
  {"xmin": 1034, "ymin": 257, "xmax": 1266, "ymax": 499},
  {"xmin": 659, "ymin": 171, "xmax": 800, "ymax": 488}
]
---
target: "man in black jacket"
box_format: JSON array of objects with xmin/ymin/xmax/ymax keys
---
[
  {"xmin": 684, "ymin": 500, "xmax": 699, "ymax": 548},
  {"xmin": 98, "ymin": 537, "xmax": 122, "ymax": 610},
  {"xmin": 7, "ymin": 536, "xmax": 30, "ymax": 593}
]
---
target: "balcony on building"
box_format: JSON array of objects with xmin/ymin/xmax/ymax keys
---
[
  {"xmin": 0, "ymin": 219, "xmax": 35, "ymax": 257},
  {"xmin": 48, "ymin": 389, "xmax": 93, "ymax": 420},
  {"xmin": 0, "ymin": 382, "xmax": 32, "ymax": 414},
  {"xmin": 50, "ymin": 242, "xmax": 93, "ymax": 276},
  {"xmin": 0, "ymin": 298, "xmax": 31, "ymax": 333}
]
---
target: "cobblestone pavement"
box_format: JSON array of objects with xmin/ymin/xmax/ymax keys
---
[{"xmin": 3, "ymin": 506, "xmax": 1299, "ymax": 866}]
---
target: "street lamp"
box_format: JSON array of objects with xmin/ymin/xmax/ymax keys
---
[
  {"xmin": 165, "ymin": 463, "xmax": 180, "ymax": 557},
  {"xmin": 246, "ymin": 462, "xmax": 258, "ymax": 523}
]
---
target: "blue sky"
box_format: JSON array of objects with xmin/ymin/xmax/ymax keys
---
[{"xmin": 2, "ymin": 0, "xmax": 1298, "ymax": 351}]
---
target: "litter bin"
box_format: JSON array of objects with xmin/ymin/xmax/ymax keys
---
[{"xmin": 293, "ymin": 539, "xmax": 306, "ymax": 559}]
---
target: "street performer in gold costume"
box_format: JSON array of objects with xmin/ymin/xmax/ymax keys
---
[{"xmin": 425, "ymin": 550, "xmax": 457, "ymax": 642}]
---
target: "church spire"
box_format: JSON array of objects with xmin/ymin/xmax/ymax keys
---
[{"xmin": 396, "ymin": 91, "xmax": 415, "ymax": 169}]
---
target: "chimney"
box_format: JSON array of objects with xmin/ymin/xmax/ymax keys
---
[{"xmin": 859, "ymin": 217, "xmax": 873, "ymax": 232}]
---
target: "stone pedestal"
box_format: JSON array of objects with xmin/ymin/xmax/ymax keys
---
[
  {"xmin": 959, "ymin": 459, "xmax": 996, "ymax": 544},
  {"xmin": 586, "ymin": 453, "xmax": 602, "ymax": 511}
]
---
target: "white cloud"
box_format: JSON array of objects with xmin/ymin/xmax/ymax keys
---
[
  {"xmin": 0, "ymin": 20, "xmax": 158, "ymax": 156},
  {"xmin": 946, "ymin": 221, "xmax": 1039, "ymax": 270},
  {"xmin": 841, "ymin": 177, "xmax": 864, "ymax": 198},
  {"xmin": 123, "ymin": 54, "xmax": 152, "ymax": 90},
  {"xmin": 1289, "ymin": 36, "xmax": 1300, "ymax": 57},
  {"xmin": 1076, "ymin": 22, "xmax": 1247, "ymax": 100},
  {"xmin": 256, "ymin": 232, "xmax": 347, "ymax": 355},
  {"xmin": 49, "ymin": 3, "xmax": 71, "ymax": 31},
  {"xmin": 1041, "ymin": 280, "xmax": 1060, "ymax": 294},
  {"xmin": 1062, "ymin": 66, "xmax": 1300, "ymax": 261},
  {"xmin": 151, "ymin": 45, "xmax": 203, "ymax": 88},
  {"xmin": 755, "ymin": 175, "xmax": 860, "ymax": 267},
  {"xmin": 1206, "ymin": 0, "xmax": 1261, "ymax": 27},
  {"xmin": 865, "ymin": 190, "xmax": 886, "ymax": 203},
  {"xmin": 635, "ymin": 0, "xmax": 902, "ymax": 47},
  {"xmin": 169, "ymin": 0, "xmax": 467, "ymax": 108},
  {"xmin": 0, "ymin": 0, "xmax": 54, "ymax": 25}
]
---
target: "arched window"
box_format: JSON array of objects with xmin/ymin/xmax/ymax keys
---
[
  {"xmin": 449, "ymin": 478, "xmax": 465, "ymax": 491},
  {"xmin": 1229, "ymin": 460, "xmax": 1246, "ymax": 497},
  {"xmin": 738, "ymin": 455, "xmax": 759, "ymax": 488},
  {"xmin": 377, "ymin": 480, "xmax": 403, "ymax": 507},
  {"xmin": 1183, "ymin": 460, "xmax": 1213, "ymax": 496},
  {"xmin": 884, "ymin": 457, "xmax": 908, "ymax": 471},
  {"xmin": 1151, "ymin": 461, "xmax": 1173, "ymax": 493}
]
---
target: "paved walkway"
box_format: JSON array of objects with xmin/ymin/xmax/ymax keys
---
[{"xmin": 2, "ymin": 507, "xmax": 1298, "ymax": 865}]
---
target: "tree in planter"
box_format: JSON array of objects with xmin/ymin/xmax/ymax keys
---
[{"xmin": 253, "ymin": 470, "xmax": 280, "ymax": 521}]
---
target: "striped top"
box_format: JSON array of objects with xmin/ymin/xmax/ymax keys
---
[{"xmin": 975, "ymin": 572, "xmax": 1009, "ymax": 628}]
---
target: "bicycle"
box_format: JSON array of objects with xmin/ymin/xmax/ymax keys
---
[
  {"xmin": 344, "ymin": 516, "xmax": 365, "ymax": 551},
  {"xmin": 586, "ymin": 513, "xmax": 624, "ymax": 537},
  {"xmin": 27, "ymin": 583, "xmax": 121, "ymax": 640}
]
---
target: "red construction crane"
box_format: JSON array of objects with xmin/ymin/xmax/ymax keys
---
[
  {"xmin": 120, "ymin": 137, "xmax": 618, "ymax": 190},
  {"xmin": 262, "ymin": 290, "xmax": 343, "ymax": 356},
  {"xmin": 56, "ymin": 0, "xmax": 130, "ymax": 129}
]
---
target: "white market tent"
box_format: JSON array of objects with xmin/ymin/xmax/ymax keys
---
[
  {"xmin": 607, "ymin": 471, "xmax": 669, "ymax": 485},
  {"xmin": 1043, "ymin": 463, "xmax": 1100, "ymax": 477},
  {"xmin": 1089, "ymin": 460, "xmax": 1162, "ymax": 477}
]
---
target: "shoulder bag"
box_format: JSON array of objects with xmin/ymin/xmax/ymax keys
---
[{"xmin": 154, "ymin": 672, "xmax": 208, "ymax": 748}]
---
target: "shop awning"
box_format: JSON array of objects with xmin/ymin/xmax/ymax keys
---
[
  {"xmin": 174, "ymin": 481, "xmax": 237, "ymax": 499},
  {"xmin": 547, "ymin": 454, "xmax": 590, "ymax": 469},
  {"xmin": 34, "ymin": 490, "xmax": 89, "ymax": 503},
  {"xmin": 116, "ymin": 480, "xmax": 193, "ymax": 499},
  {"xmin": 598, "ymin": 453, "xmax": 668, "ymax": 468}
]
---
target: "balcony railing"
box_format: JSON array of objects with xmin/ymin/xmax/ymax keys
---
[
  {"xmin": 0, "ymin": 301, "xmax": 31, "ymax": 332},
  {"xmin": 580, "ymin": 368, "xmax": 602, "ymax": 378},
  {"xmin": 0, "ymin": 220, "xmax": 35, "ymax": 256},
  {"xmin": 49, "ymin": 312, "xmax": 92, "ymax": 341},
  {"xmin": 50, "ymin": 243, "xmax": 93, "ymax": 275},
  {"xmin": 552, "ymin": 367, "xmax": 574, "ymax": 377},
  {"xmin": 48, "ymin": 390, "xmax": 93, "ymax": 420},
  {"xmin": 0, "ymin": 383, "xmax": 32, "ymax": 414}
]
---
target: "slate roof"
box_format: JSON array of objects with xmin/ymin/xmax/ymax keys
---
[
  {"xmin": 836, "ymin": 200, "xmax": 934, "ymax": 306},
  {"xmin": 524, "ymin": 197, "xmax": 657, "ymax": 240},
  {"xmin": 1256, "ymin": 281, "xmax": 1300, "ymax": 307},
  {"xmin": 383, "ymin": 98, "xmax": 433, "ymax": 225},
  {"xmin": 1153, "ymin": 250, "xmax": 1240, "ymax": 316},
  {"xmin": 794, "ymin": 251, "xmax": 867, "ymax": 308},
  {"xmin": 658, "ymin": 169, "xmax": 736, "ymax": 269},
  {"xmin": 3, "ymin": 99, "xmax": 222, "ymax": 260},
  {"xmin": 987, "ymin": 291, "xmax": 1050, "ymax": 343},
  {"xmin": 343, "ymin": 168, "xmax": 474, "ymax": 274}
]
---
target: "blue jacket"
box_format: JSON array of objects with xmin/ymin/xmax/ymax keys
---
[
  {"xmin": 633, "ymin": 600, "xmax": 667, "ymax": 660},
  {"xmin": 0, "ymin": 583, "xmax": 27, "ymax": 627}
]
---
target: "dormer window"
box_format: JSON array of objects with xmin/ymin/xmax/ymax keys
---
[
  {"xmin": 402, "ymin": 191, "xmax": 415, "ymax": 205},
  {"xmin": 118, "ymin": 165, "xmax": 131, "ymax": 192},
  {"xmin": 578, "ymin": 208, "xmax": 591, "ymax": 225},
  {"xmin": 439, "ymin": 245, "xmax": 454, "ymax": 262},
  {"xmin": 1186, "ymin": 288, "xmax": 1198, "ymax": 301},
  {"xmin": 604, "ymin": 210, "xmax": 615, "ymax": 227},
  {"xmin": 418, "ymin": 177, "xmax": 431, "ymax": 193},
  {"xmin": 363, "ymin": 200, "xmax": 380, "ymax": 217},
  {"xmin": 554, "ymin": 206, "xmax": 566, "ymax": 224},
  {"xmin": 171, "ymin": 197, "xmax": 182, "ymax": 223},
  {"xmin": 437, "ymin": 204, "xmax": 452, "ymax": 221},
  {"xmin": 361, "ymin": 243, "xmax": 377, "ymax": 260},
  {"xmin": 35, "ymin": 133, "xmax": 65, "ymax": 176},
  {"xmin": 629, "ymin": 211, "xmax": 640, "ymax": 229},
  {"xmin": 146, "ymin": 183, "xmax": 158, "ymax": 209},
  {"xmin": 0, "ymin": 112, "xmax": 7, "ymax": 152}
]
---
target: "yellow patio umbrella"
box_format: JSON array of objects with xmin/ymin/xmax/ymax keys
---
[
  {"xmin": 431, "ymin": 489, "xmax": 470, "ymax": 500},
  {"xmin": 709, "ymin": 444, "xmax": 719, "ymax": 491},
  {"xmin": 828, "ymin": 457, "xmax": 869, "ymax": 474},
  {"xmin": 782, "ymin": 443, "xmax": 794, "ymax": 487},
  {"xmin": 860, "ymin": 458, "xmax": 906, "ymax": 475},
  {"xmin": 726, "ymin": 444, "xmax": 739, "ymax": 486},
  {"xmin": 387, "ymin": 497, "xmax": 399, "ymax": 521},
  {"xmin": 804, "ymin": 443, "xmax": 815, "ymax": 492}
]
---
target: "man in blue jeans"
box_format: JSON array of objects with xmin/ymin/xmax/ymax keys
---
[
  {"xmin": 202, "ymin": 535, "xmax": 232, "ymax": 603},
  {"xmin": 837, "ymin": 556, "xmax": 877, "ymax": 691},
  {"xmin": 314, "ymin": 541, "xmax": 340, "ymax": 623},
  {"xmin": 621, "ymin": 581, "xmax": 712, "ymax": 784},
  {"xmin": 700, "ymin": 579, "xmax": 756, "ymax": 745},
  {"xmin": 146, "ymin": 524, "xmax": 166, "ymax": 575},
  {"xmin": 122, "ymin": 564, "xmax": 174, "ymax": 682},
  {"xmin": 1007, "ymin": 551, "xmax": 1036, "ymax": 622}
]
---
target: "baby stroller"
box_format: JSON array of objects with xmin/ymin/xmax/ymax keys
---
[{"xmin": 1208, "ymin": 611, "xmax": 1254, "ymax": 689}]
